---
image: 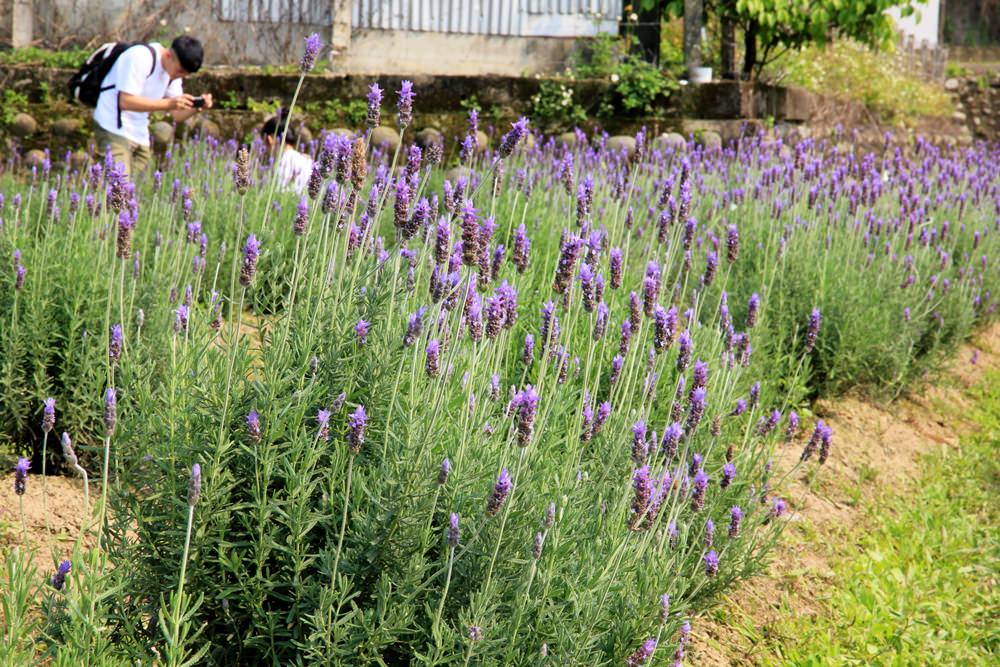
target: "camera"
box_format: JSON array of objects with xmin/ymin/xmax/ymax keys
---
[{"xmin": 192, "ymin": 96, "xmax": 206, "ymax": 109}]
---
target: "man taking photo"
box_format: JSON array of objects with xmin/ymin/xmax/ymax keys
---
[{"xmin": 93, "ymin": 35, "xmax": 213, "ymax": 178}]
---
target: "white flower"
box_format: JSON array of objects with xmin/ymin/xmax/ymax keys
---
[
  {"xmin": 610, "ymin": 73, "xmax": 620, "ymax": 83},
  {"xmin": 629, "ymin": 12, "xmax": 638, "ymax": 22},
  {"xmin": 679, "ymin": 79, "xmax": 689, "ymax": 86}
]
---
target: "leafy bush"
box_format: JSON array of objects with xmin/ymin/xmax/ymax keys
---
[{"xmin": 765, "ymin": 39, "xmax": 954, "ymax": 124}]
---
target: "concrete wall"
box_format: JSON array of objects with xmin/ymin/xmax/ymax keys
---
[{"xmin": 334, "ymin": 30, "xmax": 577, "ymax": 76}]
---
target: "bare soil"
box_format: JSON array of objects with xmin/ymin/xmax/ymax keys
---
[{"xmin": 693, "ymin": 322, "xmax": 1000, "ymax": 665}]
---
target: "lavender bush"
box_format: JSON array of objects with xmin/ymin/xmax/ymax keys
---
[{"xmin": 1, "ymin": 64, "xmax": 998, "ymax": 664}]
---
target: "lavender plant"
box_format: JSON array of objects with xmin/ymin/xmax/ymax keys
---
[{"xmin": 1, "ymin": 75, "xmax": 998, "ymax": 665}]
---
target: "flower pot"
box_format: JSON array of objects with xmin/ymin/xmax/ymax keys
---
[{"xmin": 691, "ymin": 67, "xmax": 713, "ymax": 84}]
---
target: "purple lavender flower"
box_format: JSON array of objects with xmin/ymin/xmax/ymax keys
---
[
  {"xmin": 316, "ymin": 409, "xmax": 331, "ymax": 441},
  {"xmin": 629, "ymin": 466, "xmax": 653, "ymax": 531},
  {"xmin": 174, "ymin": 304, "xmax": 189, "ymax": 335},
  {"xmin": 246, "ymin": 410, "xmax": 262, "ymax": 442},
  {"xmin": 109, "ymin": 324, "xmax": 123, "ymax": 366},
  {"xmin": 14, "ymin": 457, "xmax": 29, "ymax": 495},
  {"xmin": 396, "ymin": 80, "xmax": 415, "ymax": 128},
  {"xmin": 486, "ymin": 467, "xmax": 512, "ymax": 516},
  {"xmin": 104, "ymin": 387, "xmax": 117, "ymax": 436},
  {"xmin": 240, "ymin": 234, "xmax": 260, "ymax": 287},
  {"xmin": 468, "ymin": 626, "xmax": 483, "ymax": 642},
  {"xmin": 355, "ymin": 319, "xmax": 370, "ymax": 346},
  {"xmin": 804, "ymin": 308, "xmax": 821, "ymax": 353},
  {"xmin": 748, "ymin": 381, "xmax": 760, "ymax": 409},
  {"xmin": 425, "ymin": 340, "xmax": 440, "ymax": 378},
  {"xmin": 438, "ymin": 458, "xmax": 451, "ymax": 485},
  {"xmin": 609, "ymin": 247, "xmax": 623, "ymax": 289},
  {"xmin": 671, "ymin": 329, "xmax": 692, "ymax": 372},
  {"xmin": 660, "ymin": 422, "xmax": 683, "ymax": 460},
  {"xmin": 187, "ymin": 462, "xmax": 202, "ymax": 506},
  {"xmin": 552, "ymin": 232, "xmax": 582, "ymax": 294},
  {"xmin": 729, "ymin": 505, "xmax": 743, "ymax": 538},
  {"xmin": 771, "ymin": 497, "xmax": 787, "ymax": 519},
  {"xmin": 626, "ymin": 638, "xmax": 657, "ymax": 666},
  {"xmin": 514, "ymin": 385, "xmax": 539, "ymax": 447},
  {"xmin": 721, "ymin": 462, "xmax": 736, "ymax": 489},
  {"xmin": 653, "ymin": 305, "xmax": 677, "ymax": 353},
  {"xmin": 15, "ymin": 263, "xmax": 25, "ymax": 290},
  {"xmin": 726, "ymin": 224, "xmax": 740, "ymax": 263},
  {"xmin": 366, "ymin": 83, "xmax": 383, "ymax": 127},
  {"xmin": 579, "ymin": 263, "xmax": 596, "ymax": 312},
  {"xmin": 746, "ymin": 293, "xmax": 760, "ymax": 328},
  {"xmin": 522, "ymin": 334, "xmax": 535, "ymax": 365},
  {"xmin": 42, "ymin": 397, "xmax": 55, "ymax": 434},
  {"xmin": 403, "ymin": 306, "xmax": 427, "ymax": 347},
  {"xmin": 532, "ymin": 531, "xmax": 544, "ymax": 560},
  {"xmin": 785, "ymin": 410, "xmax": 799, "ymax": 441},
  {"xmin": 691, "ymin": 469, "xmax": 709, "ymax": 512},
  {"xmin": 512, "ymin": 223, "xmax": 530, "ymax": 273},
  {"xmin": 704, "ymin": 518, "xmax": 715, "ymax": 547},
  {"xmin": 660, "ymin": 593, "xmax": 671, "ymax": 624},
  {"xmin": 631, "ymin": 420, "xmax": 648, "ymax": 464},
  {"xmin": 610, "ymin": 354, "xmax": 624, "ymax": 385},
  {"xmin": 300, "ymin": 32, "xmax": 322, "ymax": 72},
  {"xmin": 801, "ymin": 419, "xmax": 825, "ymax": 462},
  {"xmin": 498, "ymin": 117, "xmax": 529, "ymax": 158},
  {"xmin": 703, "ymin": 549, "xmax": 719, "ymax": 576},
  {"xmin": 686, "ymin": 388, "xmax": 706, "ymax": 433},
  {"xmin": 595, "ymin": 401, "xmax": 612, "ymax": 435},
  {"xmin": 818, "ymin": 423, "xmax": 833, "ymax": 464},
  {"xmin": 447, "ymin": 512, "xmax": 460, "ymax": 548},
  {"xmin": 50, "ymin": 559, "xmax": 72, "ymax": 591},
  {"xmin": 347, "ymin": 405, "xmax": 367, "ymax": 455}
]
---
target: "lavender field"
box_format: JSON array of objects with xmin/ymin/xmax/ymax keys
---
[{"xmin": 2, "ymin": 40, "xmax": 999, "ymax": 666}]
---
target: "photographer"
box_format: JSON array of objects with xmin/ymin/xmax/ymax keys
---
[{"xmin": 93, "ymin": 35, "xmax": 213, "ymax": 178}]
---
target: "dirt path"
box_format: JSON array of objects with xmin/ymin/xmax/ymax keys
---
[{"xmin": 693, "ymin": 322, "xmax": 1000, "ymax": 665}]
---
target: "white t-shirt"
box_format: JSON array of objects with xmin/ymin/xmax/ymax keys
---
[
  {"xmin": 94, "ymin": 42, "xmax": 182, "ymax": 146},
  {"xmin": 278, "ymin": 148, "xmax": 313, "ymax": 195}
]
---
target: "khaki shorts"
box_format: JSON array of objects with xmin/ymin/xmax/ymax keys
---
[{"xmin": 92, "ymin": 123, "xmax": 151, "ymax": 179}]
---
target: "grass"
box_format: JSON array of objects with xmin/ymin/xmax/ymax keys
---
[{"xmin": 766, "ymin": 372, "xmax": 1000, "ymax": 665}]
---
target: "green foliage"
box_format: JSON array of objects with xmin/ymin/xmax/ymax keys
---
[
  {"xmin": 302, "ymin": 98, "xmax": 368, "ymax": 127},
  {"xmin": 767, "ymin": 40, "xmax": 954, "ymax": 124},
  {"xmin": 770, "ymin": 373, "xmax": 1000, "ymax": 664},
  {"xmin": 218, "ymin": 91, "xmax": 242, "ymax": 111},
  {"xmin": 613, "ymin": 54, "xmax": 678, "ymax": 115},
  {"xmin": 0, "ymin": 46, "xmax": 89, "ymax": 69},
  {"xmin": 529, "ymin": 80, "xmax": 588, "ymax": 131},
  {"xmin": 1, "ymin": 90, "xmax": 30, "ymax": 125}
]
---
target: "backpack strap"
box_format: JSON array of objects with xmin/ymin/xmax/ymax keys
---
[{"xmin": 117, "ymin": 44, "xmax": 159, "ymax": 129}]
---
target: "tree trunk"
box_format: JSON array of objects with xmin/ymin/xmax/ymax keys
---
[
  {"xmin": 742, "ymin": 19, "xmax": 758, "ymax": 80},
  {"xmin": 721, "ymin": 16, "xmax": 737, "ymax": 79},
  {"xmin": 635, "ymin": 2, "xmax": 662, "ymax": 65},
  {"xmin": 683, "ymin": 0, "xmax": 703, "ymax": 75}
]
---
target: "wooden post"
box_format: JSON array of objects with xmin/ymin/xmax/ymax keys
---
[
  {"xmin": 12, "ymin": 0, "xmax": 33, "ymax": 48},
  {"xmin": 683, "ymin": 0, "xmax": 703, "ymax": 76}
]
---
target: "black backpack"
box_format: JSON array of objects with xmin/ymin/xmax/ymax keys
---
[{"xmin": 68, "ymin": 42, "xmax": 156, "ymax": 108}]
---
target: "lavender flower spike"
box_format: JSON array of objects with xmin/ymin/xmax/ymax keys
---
[
  {"xmin": 626, "ymin": 638, "xmax": 657, "ymax": 666},
  {"xmin": 804, "ymin": 307, "xmax": 821, "ymax": 353},
  {"xmin": 246, "ymin": 410, "xmax": 262, "ymax": 442},
  {"xmin": 447, "ymin": 512, "xmax": 460, "ymax": 548},
  {"xmin": 703, "ymin": 550, "xmax": 719, "ymax": 576},
  {"xmin": 366, "ymin": 83, "xmax": 383, "ymax": 128},
  {"xmin": 188, "ymin": 463, "xmax": 202, "ymax": 506},
  {"xmin": 317, "ymin": 409, "xmax": 332, "ymax": 441},
  {"xmin": 14, "ymin": 457, "xmax": 30, "ymax": 495},
  {"xmin": 240, "ymin": 234, "xmax": 260, "ymax": 287},
  {"xmin": 486, "ymin": 468, "xmax": 512, "ymax": 516},
  {"xmin": 347, "ymin": 405, "xmax": 367, "ymax": 455},
  {"xmin": 50, "ymin": 559, "xmax": 71, "ymax": 591},
  {"xmin": 438, "ymin": 458, "xmax": 451, "ymax": 485},
  {"xmin": 104, "ymin": 387, "xmax": 117, "ymax": 437},
  {"xmin": 109, "ymin": 324, "xmax": 123, "ymax": 365},
  {"xmin": 498, "ymin": 117, "xmax": 529, "ymax": 158},
  {"xmin": 300, "ymin": 32, "xmax": 322, "ymax": 72},
  {"xmin": 514, "ymin": 385, "xmax": 539, "ymax": 447},
  {"xmin": 396, "ymin": 80, "xmax": 415, "ymax": 128},
  {"xmin": 42, "ymin": 397, "xmax": 56, "ymax": 433},
  {"xmin": 355, "ymin": 319, "xmax": 370, "ymax": 346}
]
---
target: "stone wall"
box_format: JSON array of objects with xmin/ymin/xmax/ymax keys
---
[{"xmin": 946, "ymin": 74, "xmax": 1000, "ymax": 142}]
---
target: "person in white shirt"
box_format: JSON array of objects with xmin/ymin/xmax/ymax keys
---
[
  {"xmin": 259, "ymin": 115, "xmax": 314, "ymax": 195},
  {"xmin": 93, "ymin": 35, "xmax": 214, "ymax": 178}
]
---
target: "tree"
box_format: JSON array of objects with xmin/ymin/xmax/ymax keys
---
[{"xmin": 721, "ymin": 0, "xmax": 917, "ymax": 79}]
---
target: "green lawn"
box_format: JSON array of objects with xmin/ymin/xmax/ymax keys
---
[{"xmin": 768, "ymin": 374, "xmax": 1000, "ymax": 666}]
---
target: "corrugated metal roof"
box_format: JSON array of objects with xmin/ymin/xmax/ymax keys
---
[{"xmin": 352, "ymin": 0, "xmax": 619, "ymax": 37}]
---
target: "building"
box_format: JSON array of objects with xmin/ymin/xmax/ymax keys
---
[{"xmin": 2, "ymin": 0, "xmax": 621, "ymax": 76}]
